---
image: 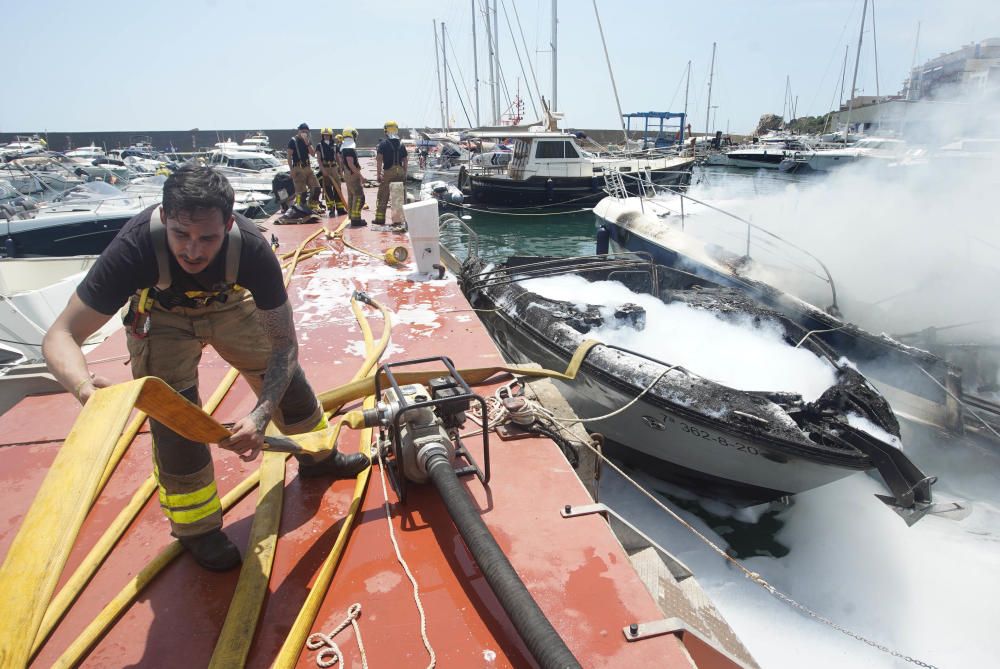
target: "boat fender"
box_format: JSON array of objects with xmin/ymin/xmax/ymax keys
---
[
  {"xmin": 596, "ymin": 226, "xmax": 610, "ymax": 255},
  {"xmin": 545, "ymin": 178, "xmax": 554, "ymax": 202},
  {"xmin": 4, "ymin": 237, "xmax": 15, "ymax": 258}
]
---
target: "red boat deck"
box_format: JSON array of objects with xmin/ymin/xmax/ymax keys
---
[{"xmin": 0, "ymin": 193, "xmax": 748, "ymax": 668}]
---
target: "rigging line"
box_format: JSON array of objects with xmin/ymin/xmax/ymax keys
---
[
  {"xmin": 445, "ymin": 60, "xmax": 475, "ymax": 127},
  {"xmin": 665, "ymin": 66, "xmax": 687, "ymax": 117},
  {"xmin": 495, "ymin": 55, "xmax": 514, "ymax": 118},
  {"xmin": 809, "ymin": 1, "xmax": 858, "ymax": 119},
  {"xmin": 591, "ymin": 0, "xmax": 628, "ymax": 144},
  {"xmin": 498, "ymin": 0, "xmax": 540, "ymax": 118},
  {"xmin": 508, "ymin": 0, "xmax": 545, "ymax": 115},
  {"xmin": 445, "ymin": 29, "xmax": 477, "ymax": 120}
]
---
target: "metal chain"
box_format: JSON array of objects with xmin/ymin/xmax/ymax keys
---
[
  {"xmin": 306, "ymin": 603, "xmax": 367, "ymax": 668},
  {"xmin": 510, "ymin": 392, "xmax": 941, "ymax": 669}
]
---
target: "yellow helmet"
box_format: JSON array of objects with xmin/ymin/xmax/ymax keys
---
[
  {"xmin": 383, "ymin": 120, "xmax": 399, "ymax": 132},
  {"xmin": 321, "ymin": 127, "xmax": 333, "ymax": 136},
  {"xmin": 335, "ymin": 134, "xmax": 343, "ymax": 141},
  {"xmin": 342, "ymin": 127, "xmax": 358, "ymax": 139}
]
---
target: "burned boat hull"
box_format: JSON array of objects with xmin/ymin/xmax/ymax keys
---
[
  {"xmin": 462, "ymin": 256, "xmax": 893, "ymax": 504},
  {"xmin": 487, "ymin": 311, "xmax": 869, "ymax": 502},
  {"xmin": 594, "ymin": 196, "xmax": 965, "ymax": 432}
]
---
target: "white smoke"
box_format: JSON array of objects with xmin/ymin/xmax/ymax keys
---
[{"xmin": 680, "ymin": 98, "xmax": 1000, "ymax": 348}]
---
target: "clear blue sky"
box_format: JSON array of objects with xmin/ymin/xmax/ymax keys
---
[{"xmin": 4, "ymin": 0, "xmax": 998, "ymax": 134}]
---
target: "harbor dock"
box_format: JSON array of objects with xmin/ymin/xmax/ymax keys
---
[{"xmin": 0, "ymin": 181, "xmax": 753, "ymax": 668}]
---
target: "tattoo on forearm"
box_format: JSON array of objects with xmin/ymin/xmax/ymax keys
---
[{"xmin": 254, "ymin": 301, "xmax": 298, "ymax": 430}]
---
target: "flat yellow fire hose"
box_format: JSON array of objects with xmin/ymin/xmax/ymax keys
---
[
  {"xmin": 6, "ymin": 229, "xmax": 331, "ymax": 667},
  {"xmin": 48, "ymin": 464, "xmax": 267, "ymax": 669},
  {"xmin": 318, "ymin": 338, "xmax": 603, "ymax": 412},
  {"xmin": 271, "ymin": 292, "xmax": 388, "ymax": 669},
  {"xmin": 31, "ymin": 367, "xmax": 241, "ymax": 659},
  {"xmin": 209, "ymin": 293, "xmax": 391, "ymax": 669}
]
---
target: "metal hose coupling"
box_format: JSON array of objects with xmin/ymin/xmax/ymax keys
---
[
  {"xmin": 416, "ymin": 440, "xmax": 451, "ymax": 476},
  {"xmin": 352, "ymin": 290, "xmax": 376, "ymax": 307}
]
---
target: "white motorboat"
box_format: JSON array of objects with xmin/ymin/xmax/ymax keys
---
[
  {"xmin": 720, "ymin": 138, "xmax": 812, "ymax": 170},
  {"xmin": 0, "ymin": 181, "xmax": 155, "ymax": 257},
  {"xmin": 206, "ymin": 148, "xmax": 289, "ymax": 192},
  {"xmin": 0, "ymin": 255, "xmax": 122, "ymax": 414},
  {"xmin": 64, "ymin": 144, "xmax": 107, "ymax": 160},
  {"xmin": 0, "ymin": 255, "xmax": 120, "ymax": 361},
  {"xmin": 124, "ymin": 175, "xmax": 272, "ymax": 214},
  {"xmin": 0, "ymin": 135, "xmax": 46, "ymax": 159},
  {"xmin": 781, "ymin": 137, "xmax": 910, "ymax": 173},
  {"xmin": 7, "ymin": 155, "xmax": 85, "ymax": 193}
]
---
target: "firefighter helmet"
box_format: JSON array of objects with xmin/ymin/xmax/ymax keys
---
[
  {"xmin": 342, "ymin": 127, "xmax": 358, "ymax": 139},
  {"xmin": 383, "ymin": 120, "xmax": 399, "ymax": 133},
  {"xmin": 321, "ymin": 127, "xmax": 334, "ymax": 136}
]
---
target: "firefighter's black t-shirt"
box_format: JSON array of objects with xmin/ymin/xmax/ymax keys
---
[
  {"xmin": 76, "ymin": 205, "xmax": 287, "ymax": 315},
  {"xmin": 376, "ymin": 137, "xmax": 407, "ymax": 169}
]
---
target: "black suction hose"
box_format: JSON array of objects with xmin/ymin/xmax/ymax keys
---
[{"xmin": 425, "ymin": 452, "xmax": 582, "ymax": 669}]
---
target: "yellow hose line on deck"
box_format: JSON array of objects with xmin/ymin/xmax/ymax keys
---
[
  {"xmin": 0, "ymin": 381, "xmax": 150, "ymax": 669},
  {"xmin": 50, "ymin": 466, "xmax": 268, "ymax": 669},
  {"xmin": 272, "ymin": 292, "xmax": 387, "ymax": 669},
  {"xmin": 209, "ymin": 285, "xmax": 390, "ymax": 666},
  {"xmin": 21, "ymin": 231, "xmax": 328, "ymax": 665},
  {"xmin": 318, "ymin": 338, "xmax": 604, "ymax": 413},
  {"xmin": 31, "ymin": 368, "xmax": 242, "ymax": 659}
]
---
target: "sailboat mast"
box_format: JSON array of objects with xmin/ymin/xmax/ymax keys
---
[
  {"xmin": 683, "ymin": 60, "xmax": 691, "ymax": 124},
  {"xmin": 872, "ymin": 0, "xmax": 880, "ymax": 97},
  {"xmin": 472, "ymin": 0, "xmax": 480, "ymax": 126},
  {"xmin": 433, "ymin": 20, "xmax": 445, "ymax": 130},
  {"xmin": 551, "ymin": 0, "xmax": 558, "ymax": 112},
  {"xmin": 442, "ymin": 22, "xmax": 450, "ymax": 129},
  {"xmin": 907, "ymin": 21, "xmax": 921, "ymax": 99},
  {"xmin": 484, "ymin": 1, "xmax": 496, "ymax": 125},
  {"xmin": 838, "ymin": 44, "xmax": 848, "ymax": 107},
  {"xmin": 844, "ymin": 0, "xmax": 868, "ymax": 140},
  {"xmin": 704, "ymin": 42, "xmax": 716, "ymax": 137},
  {"xmin": 493, "ymin": 0, "xmax": 500, "ymax": 122}
]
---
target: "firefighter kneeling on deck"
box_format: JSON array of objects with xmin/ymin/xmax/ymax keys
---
[
  {"xmin": 41, "ymin": 166, "xmax": 369, "ymax": 571},
  {"xmin": 375, "ymin": 120, "xmax": 408, "ymax": 225}
]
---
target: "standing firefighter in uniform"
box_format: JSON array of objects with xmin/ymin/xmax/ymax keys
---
[
  {"xmin": 340, "ymin": 127, "xmax": 365, "ymax": 227},
  {"xmin": 316, "ymin": 128, "xmax": 346, "ymax": 216},
  {"xmin": 375, "ymin": 120, "xmax": 408, "ymax": 225},
  {"xmin": 42, "ymin": 166, "xmax": 369, "ymax": 571},
  {"xmin": 287, "ymin": 122, "xmax": 322, "ymax": 212}
]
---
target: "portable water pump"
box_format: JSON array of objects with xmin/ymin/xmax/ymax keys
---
[{"xmin": 360, "ymin": 357, "xmax": 581, "ymax": 669}]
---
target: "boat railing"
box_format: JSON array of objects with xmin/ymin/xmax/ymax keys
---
[
  {"xmin": 438, "ymin": 212, "xmax": 480, "ymax": 263},
  {"xmin": 613, "ymin": 171, "xmax": 840, "ymax": 315},
  {"xmin": 464, "ymin": 253, "xmax": 660, "ymax": 297}
]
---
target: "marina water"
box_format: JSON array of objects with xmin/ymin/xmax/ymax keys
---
[{"xmin": 443, "ymin": 165, "xmax": 999, "ymax": 669}]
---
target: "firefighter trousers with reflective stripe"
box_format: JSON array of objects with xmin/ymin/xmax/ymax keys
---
[
  {"xmin": 375, "ymin": 165, "xmax": 405, "ymax": 223},
  {"xmin": 346, "ymin": 170, "xmax": 364, "ymax": 222},
  {"xmin": 126, "ymin": 292, "xmax": 324, "ymax": 537}
]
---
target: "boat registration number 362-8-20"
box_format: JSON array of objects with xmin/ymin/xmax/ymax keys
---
[{"xmin": 641, "ymin": 414, "xmax": 761, "ymax": 456}]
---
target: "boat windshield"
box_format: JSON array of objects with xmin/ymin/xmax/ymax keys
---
[
  {"xmin": 56, "ymin": 181, "xmax": 127, "ymax": 203},
  {"xmin": 230, "ymin": 156, "xmax": 281, "ymax": 170}
]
